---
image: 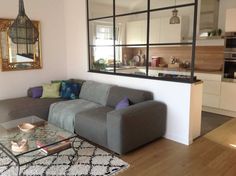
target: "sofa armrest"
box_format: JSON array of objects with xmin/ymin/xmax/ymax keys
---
[{"xmin": 106, "ymin": 100, "xmax": 167, "ymax": 154}]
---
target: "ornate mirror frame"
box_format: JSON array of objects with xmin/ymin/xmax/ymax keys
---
[{"xmin": 0, "ymin": 18, "xmax": 42, "ymax": 71}]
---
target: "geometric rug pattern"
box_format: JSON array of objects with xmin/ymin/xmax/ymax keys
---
[{"xmin": 0, "ymin": 138, "xmax": 129, "ymax": 176}]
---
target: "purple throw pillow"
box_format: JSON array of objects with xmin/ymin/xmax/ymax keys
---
[
  {"xmin": 31, "ymin": 87, "xmax": 43, "ymax": 98},
  {"xmin": 115, "ymin": 97, "xmax": 130, "ymax": 110}
]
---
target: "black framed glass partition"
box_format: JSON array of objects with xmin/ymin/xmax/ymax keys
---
[{"xmin": 87, "ymin": 0, "xmax": 198, "ymax": 83}]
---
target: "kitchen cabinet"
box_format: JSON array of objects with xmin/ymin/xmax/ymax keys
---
[
  {"xmin": 225, "ymin": 8, "xmax": 236, "ymax": 32},
  {"xmin": 149, "ymin": 18, "xmax": 161, "ymax": 44},
  {"xmin": 126, "ymin": 20, "xmax": 147, "ymax": 44},
  {"xmin": 220, "ymin": 82, "xmax": 236, "ymax": 111},
  {"xmin": 195, "ymin": 73, "xmax": 222, "ymax": 108},
  {"xmin": 159, "ymin": 18, "xmax": 182, "ymax": 43},
  {"xmin": 150, "ymin": 17, "xmax": 182, "ymax": 43},
  {"xmin": 127, "ymin": 16, "xmax": 186, "ymax": 44}
]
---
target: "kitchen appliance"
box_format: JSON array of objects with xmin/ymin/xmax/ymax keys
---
[
  {"xmin": 223, "ymin": 32, "xmax": 236, "ymax": 81},
  {"xmin": 223, "ymin": 53, "xmax": 236, "ymax": 80},
  {"xmin": 224, "ymin": 32, "xmax": 236, "ymax": 52}
]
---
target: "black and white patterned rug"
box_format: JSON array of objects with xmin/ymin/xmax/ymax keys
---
[{"xmin": 0, "ymin": 138, "xmax": 129, "ymax": 176}]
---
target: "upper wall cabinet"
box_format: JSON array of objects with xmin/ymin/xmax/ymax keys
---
[
  {"xmin": 152, "ymin": 17, "xmax": 182, "ymax": 43},
  {"xmin": 199, "ymin": 0, "xmax": 219, "ymax": 36},
  {"xmin": 225, "ymin": 8, "xmax": 236, "ymax": 32}
]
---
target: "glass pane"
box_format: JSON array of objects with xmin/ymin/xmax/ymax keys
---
[
  {"xmin": 148, "ymin": 45, "xmax": 192, "ymax": 79},
  {"xmin": 89, "ymin": 18, "xmax": 113, "ymax": 46},
  {"xmin": 116, "ymin": 46, "xmax": 147, "ymax": 75},
  {"xmin": 116, "ymin": 13, "xmax": 147, "ymax": 45},
  {"xmin": 150, "ymin": 6, "xmax": 194, "ymax": 44},
  {"xmin": 90, "ymin": 46, "xmax": 114, "ymax": 72},
  {"xmin": 150, "ymin": 0, "xmax": 194, "ymax": 9},
  {"xmin": 88, "ymin": 0, "xmax": 113, "ymax": 19},
  {"xmin": 116, "ymin": 0, "xmax": 147, "ymax": 15}
]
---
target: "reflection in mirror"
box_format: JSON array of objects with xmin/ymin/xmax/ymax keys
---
[
  {"xmin": 150, "ymin": 6, "xmax": 194, "ymax": 44},
  {"xmin": 89, "ymin": 18, "xmax": 114, "ymax": 46},
  {"xmin": 116, "ymin": 46, "xmax": 147, "ymax": 75},
  {"xmin": 199, "ymin": 0, "xmax": 220, "ymax": 38},
  {"xmin": 116, "ymin": 13, "xmax": 147, "ymax": 45},
  {"xmin": 0, "ymin": 19, "xmax": 42, "ymax": 71},
  {"xmin": 148, "ymin": 46, "xmax": 192, "ymax": 78},
  {"xmin": 150, "ymin": 0, "xmax": 194, "ymax": 9},
  {"xmin": 89, "ymin": 46, "xmax": 114, "ymax": 72},
  {"xmin": 116, "ymin": 0, "xmax": 147, "ymax": 15},
  {"xmin": 88, "ymin": 0, "xmax": 113, "ymax": 19}
]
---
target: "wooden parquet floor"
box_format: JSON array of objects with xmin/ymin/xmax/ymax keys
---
[{"xmin": 119, "ymin": 119, "xmax": 236, "ymax": 176}]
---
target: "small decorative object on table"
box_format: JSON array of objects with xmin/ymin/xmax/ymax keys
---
[
  {"xmin": 18, "ymin": 123, "xmax": 36, "ymax": 133},
  {"xmin": 11, "ymin": 139, "xmax": 28, "ymax": 153}
]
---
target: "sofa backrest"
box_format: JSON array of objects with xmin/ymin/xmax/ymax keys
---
[
  {"xmin": 79, "ymin": 81, "xmax": 113, "ymax": 106},
  {"xmin": 106, "ymin": 86, "xmax": 153, "ymax": 108}
]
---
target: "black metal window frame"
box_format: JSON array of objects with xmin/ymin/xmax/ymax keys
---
[{"xmin": 87, "ymin": 0, "xmax": 199, "ymax": 84}]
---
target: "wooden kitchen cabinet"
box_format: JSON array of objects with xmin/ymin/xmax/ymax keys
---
[
  {"xmin": 220, "ymin": 82, "xmax": 236, "ymax": 111},
  {"xmin": 225, "ymin": 8, "xmax": 236, "ymax": 32}
]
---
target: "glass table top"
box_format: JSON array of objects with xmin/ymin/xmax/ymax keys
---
[{"xmin": 0, "ymin": 116, "xmax": 76, "ymax": 157}]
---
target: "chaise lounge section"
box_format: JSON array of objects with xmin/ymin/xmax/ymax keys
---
[{"xmin": 0, "ymin": 80, "xmax": 167, "ymax": 155}]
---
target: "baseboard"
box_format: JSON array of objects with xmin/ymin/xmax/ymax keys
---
[
  {"xmin": 164, "ymin": 133, "xmax": 192, "ymax": 146},
  {"xmin": 203, "ymin": 106, "xmax": 236, "ymax": 118}
]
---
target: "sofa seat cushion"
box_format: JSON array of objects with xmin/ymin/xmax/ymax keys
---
[
  {"xmin": 75, "ymin": 106, "xmax": 114, "ymax": 147},
  {"xmin": 0, "ymin": 97, "xmax": 64, "ymax": 123},
  {"xmin": 48, "ymin": 99, "xmax": 102, "ymax": 133}
]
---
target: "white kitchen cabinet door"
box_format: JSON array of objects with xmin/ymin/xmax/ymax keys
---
[
  {"xmin": 203, "ymin": 94, "xmax": 220, "ymax": 108},
  {"xmin": 126, "ymin": 20, "xmax": 147, "ymax": 44},
  {"xmin": 225, "ymin": 8, "xmax": 236, "ymax": 32},
  {"xmin": 149, "ymin": 18, "xmax": 161, "ymax": 44},
  {"xmin": 203, "ymin": 80, "xmax": 221, "ymax": 95},
  {"xmin": 159, "ymin": 17, "xmax": 182, "ymax": 43},
  {"xmin": 220, "ymin": 82, "xmax": 236, "ymax": 111}
]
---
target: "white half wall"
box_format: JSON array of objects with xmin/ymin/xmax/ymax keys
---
[
  {"xmin": 0, "ymin": 0, "xmax": 67, "ymax": 100},
  {"xmin": 64, "ymin": 0, "xmax": 202, "ymax": 145}
]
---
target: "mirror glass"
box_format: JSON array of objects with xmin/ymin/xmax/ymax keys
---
[
  {"xmin": 88, "ymin": 0, "xmax": 113, "ymax": 19},
  {"xmin": 199, "ymin": 0, "xmax": 220, "ymax": 38},
  {"xmin": 116, "ymin": 0, "xmax": 147, "ymax": 15},
  {"xmin": 0, "ymin": 19, "xmax": 42, "ymax": 71},
  {"xmin": 116, "ymin": 13, "xmax": 147, "ymax": 45},
  {"xmin": 150, "ymin": 6, "xmax": 194, "ymax": 44},
  {"xmin": 89, "ymin": 46, "xmax": 114, "ymax": 72},
  {"xmin": 89, "ymin": 18, "xmax": 114, "ymax": 46},
  {"xmin": 150, "ymin": 0, "xmax": 194, "ymax": 9}
]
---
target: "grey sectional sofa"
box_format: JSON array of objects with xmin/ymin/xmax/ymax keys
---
[
  {"xmin": 0, "ymin": 80, "xmax": 167, "ymax": 155},
  {"xmin": 49, "ymin": 81, "xmax": 167, "ymax": 154}
]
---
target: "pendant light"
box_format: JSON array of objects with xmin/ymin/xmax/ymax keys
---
[
  {"xmin": 9, "ymin": 0, "xmax": 39, "ymax": 44},
  {"xmin": 170, "ymin": 0, "xmax": 181, "ymax": 24}
]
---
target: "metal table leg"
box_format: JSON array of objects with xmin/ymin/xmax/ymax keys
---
[{"xmin": 68, "ymin": 138, "xmax": 78, "ymax": 164}]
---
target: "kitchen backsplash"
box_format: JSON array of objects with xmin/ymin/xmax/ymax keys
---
[{"xmin": 126, "ymin": 46, "xmax": 224, "ymax": 71}]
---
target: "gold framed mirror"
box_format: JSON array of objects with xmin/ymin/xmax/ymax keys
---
[{"xmin": 0, "ymin": 18, "xmax": 42, "ymax": 71}]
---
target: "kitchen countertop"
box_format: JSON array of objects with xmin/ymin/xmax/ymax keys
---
[{"xmin": 114, "ymin": 66, "xmax": 222, "ymax": 75}]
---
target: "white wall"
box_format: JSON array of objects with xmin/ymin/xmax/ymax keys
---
[
  {"xmin": 64, "ymin": 0, "xmax": 202, "ymax": 145},
  {"xmin": 0, "ymin": 0, "xmax": 67, "ymax": 100}
]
